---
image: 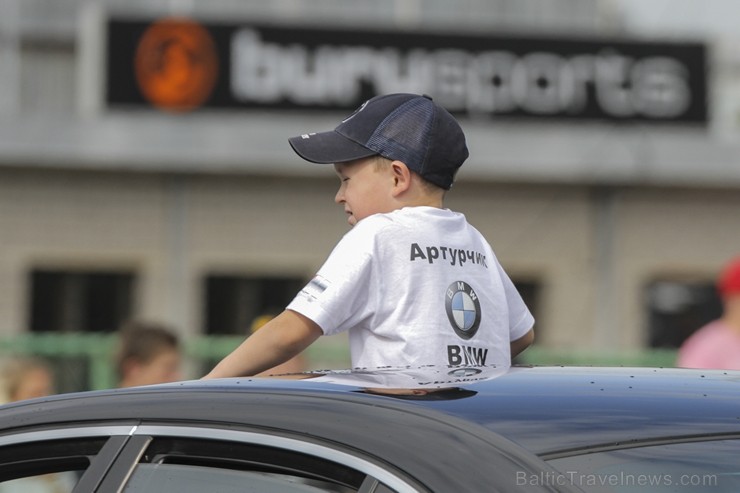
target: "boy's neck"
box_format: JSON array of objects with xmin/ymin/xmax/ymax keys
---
[
  {"xmin": 406, "ymin": 196, "xmax": 444, "ymax": 209},
  {"xmin": 399, "ymin": 175, "xmax": 445, "ymax": 209}
]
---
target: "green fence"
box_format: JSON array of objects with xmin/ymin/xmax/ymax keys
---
[
  {"xmin": 0, "ymin": 333, "xmax": 678, "ymax": 392},
  {"xmin": 0, "ymin": 332, "xmax": 350, "ymax": 392},
  {"xmin": 517, "ymin": 346, "xmax": 678, "ymax": 368}
]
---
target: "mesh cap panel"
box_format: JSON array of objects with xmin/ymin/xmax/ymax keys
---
[{"xmin": 365, "ymin": 98, "xmax": 435, "ymax": 175}]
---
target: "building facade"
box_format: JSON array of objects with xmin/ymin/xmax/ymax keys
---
[{"xmin": 1, "ymin": 0, "xmax": 739, "ymax": 370}]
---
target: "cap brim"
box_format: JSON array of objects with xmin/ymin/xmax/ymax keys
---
[{"xmin": 288, "ymin": 130, "xmax": 378, "ymax": 164}]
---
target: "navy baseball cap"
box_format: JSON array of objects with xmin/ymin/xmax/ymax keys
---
[{"xmin": 288, "ymin": 93, "xmax": 469, "ymax": 190}]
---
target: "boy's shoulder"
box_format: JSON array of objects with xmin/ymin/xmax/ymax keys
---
[
  {"xmin": 338, "ymin": 210, "xmax": 414, "ymax": 246},
  {"xmin": 344, "ymin": 212, "xmax": 399, "ymax": 240},
  {"xmin": 355, "ymin": 207, "xmax": 456, "ymax": 230},
  {"xmin": 385, "ymin": 206, "xmax": 460, "ymax": 220},
  {"xmin": 346, "ymin": 208, "xmax": 465, "ymax": 244}
]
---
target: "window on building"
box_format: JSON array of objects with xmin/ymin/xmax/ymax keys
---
[
  {"xmin": 203, "ymin": 275, "xmax": 306, "ymax": 336},
  {"xmin": 26, "ymin": 269, "xmax": 135, "ymax": 392},
  {"xmin": 511, "ymin": 278, "xmax": 540, "ymax": 364},
  {"xmin": 645, "ymin": 279, "xmax": 722, "ymax": 349},
  {"xmin": 513, "ymin": 279, "xmax": 540, "ymax": 323},
  {"xmin": 29, "ymin": 269, "xmax": 134, "ymax": 333}
]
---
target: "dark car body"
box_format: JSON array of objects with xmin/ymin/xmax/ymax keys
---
[{"xmin": 0, "ymin": 366, "xmax": 739, "ymax": 492}]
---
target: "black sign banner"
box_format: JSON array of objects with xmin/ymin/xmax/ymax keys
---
[{"xmin": 106, "ymin": 17, "xmax": 708, "ymax": 124}]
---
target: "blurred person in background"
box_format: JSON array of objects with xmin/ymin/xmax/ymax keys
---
[
  {"xmin": 116, "ymin": 320, "xmax": 183, "ymax": 387},
  {"xmin": 677, "ymin": 257, "xmax": 740, "ymax": 370},
  {"xmin": 0, "ymin": 357, "xmax": 78, "ymax": 493},
  {"xmin": 251, "ymin": 313, "xmax": 307, "ymax": 376},
  {"xmin": 0, "ymin": 356, "xmax": 54, "ymax": 403}
]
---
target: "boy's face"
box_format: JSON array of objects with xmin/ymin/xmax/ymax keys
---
[{"xmin": 334, "ymin": 157, "xmax": 396, "ymax": 226}]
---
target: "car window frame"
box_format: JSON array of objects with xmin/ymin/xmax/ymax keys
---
[
  {"xmin": 0, "ymin": 425, "xmax": 137, "ymax": 492},
  {"xmin": 0, "ymin": 424, "xmax": 416, "ymax": 493},
  {"xmin": 96, "ymin": 425, "xmax": 422, "ymax": 493}
]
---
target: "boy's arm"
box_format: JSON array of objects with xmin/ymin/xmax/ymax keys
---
[
  {"xmin": 510, "ymin": 328, "xmax": 534, "ymax": 359},
  {"xmin": 202, "ymin": 310, "xmax": 323, "ymax": 379}
]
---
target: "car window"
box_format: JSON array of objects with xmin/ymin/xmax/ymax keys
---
[
  {"xmin": 124, "ymin": 464, "xmax": 338, "ymax": 492},
  {"xmin": 0, "ymin": 437, "xmax": 107, "ymax": 493},
  {"xmin": 0, "ymin": 472, "xmax": 79, "ymax": 493},
  {"xmin": 116, "ymin": 434, "xmax": 403, "ymax": 493},
  {"xmin": 546, "ymin": 438, "xmax": 740, "ymax": 492}
]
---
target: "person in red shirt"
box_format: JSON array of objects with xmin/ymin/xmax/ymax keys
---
[{"xmin": 677, "ymin": 257, "xmax": 740, "ymax": 370}]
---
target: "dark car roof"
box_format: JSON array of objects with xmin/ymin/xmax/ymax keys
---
[
  {"xmin": 413, "ymin": 366, "xmax": 740, "ymax": 457},
  {"xmin": 2, "ymin": 365, "xmax": 739, "ymax": 460},
  {"xmin": 260, "ymin": 365, "xmax": 740, "ymax": 457}
]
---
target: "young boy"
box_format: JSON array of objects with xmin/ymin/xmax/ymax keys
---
[{"xmin": 204, "ymin": 93, "xmax": 534, "ymax": 378}]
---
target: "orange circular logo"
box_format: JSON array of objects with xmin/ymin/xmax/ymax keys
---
[{"xmin": 134, "ymin": 18, "xmax": 218, "ymax": 112}]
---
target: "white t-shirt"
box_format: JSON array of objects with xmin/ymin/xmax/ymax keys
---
[{"xmin": 287, "ymin": 207, "xmax": 533, "ymax": 369}]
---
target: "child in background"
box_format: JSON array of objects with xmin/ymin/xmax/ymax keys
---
[{"xmin": 116, "ymin": 320, "xmax": 183, "ymax": 387}]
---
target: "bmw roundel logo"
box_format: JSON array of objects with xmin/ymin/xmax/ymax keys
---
[
  {"xmin": 445, "ymin": 281, "xmax": 481, "ymax": 340},
  {"xmin": 448, "ymin": 367, "xmax": 483, "ymax": 377}
]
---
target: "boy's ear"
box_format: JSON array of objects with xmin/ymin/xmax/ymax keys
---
[{"xmin": 390, "ymin": 160, "xmax": 412, "ymax": 195}]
